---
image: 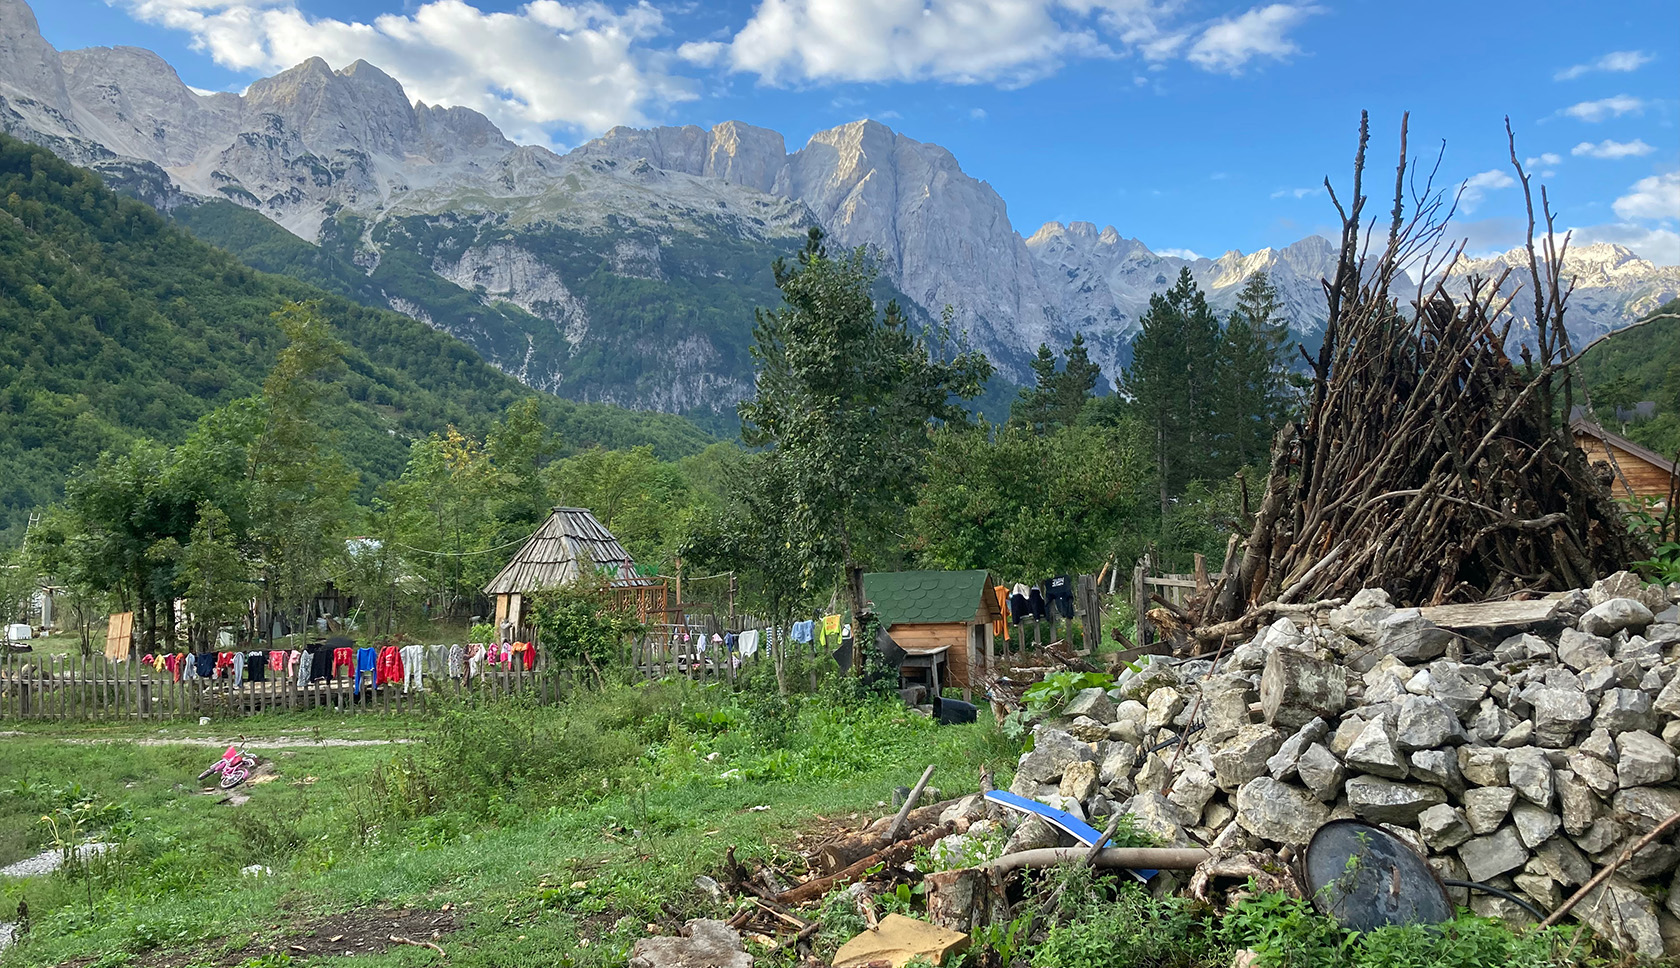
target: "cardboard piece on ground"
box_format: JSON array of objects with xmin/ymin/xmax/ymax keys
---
[{"xmin": 832, "ymin": 913, "xmax": 969, "ymax": 968}]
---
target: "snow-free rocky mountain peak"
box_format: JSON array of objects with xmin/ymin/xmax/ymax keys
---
[{"xmin": 2, "ymin": 0, "xmax": 1674, "ymax": 419}]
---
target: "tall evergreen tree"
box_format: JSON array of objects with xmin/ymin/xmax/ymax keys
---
[
  {"xmin": 1120, "ymin": 267, "xmax": 1222, "ymax": 515},
  {"xmin": 1010, "ymin": 344, "xmax": 1060, "ymax": 434},
  {"xmin": 738, "ymin": 227, "xmax": 991, "ymax": 620},
  {"xmin": 1219, "ymin": 271, "xmax": 1295, "ymax": 470},
  {"xmin": 1055, "ymin": 333, "xmax": 1103, "ymax": 428}
]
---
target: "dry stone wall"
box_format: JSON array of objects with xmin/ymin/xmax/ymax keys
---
[{"xmin": 1003, "ymin": 573, "xmax": 1680, "ymax": 959}]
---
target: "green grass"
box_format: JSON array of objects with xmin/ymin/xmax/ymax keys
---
[{"xmin": 0, "ymin": 679, "xmax": 1017, "ymax": 968}]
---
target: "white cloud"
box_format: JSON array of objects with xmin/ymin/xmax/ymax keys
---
[
  {"xmin": 1157, "ymin": 246, "xmax": 1203, "ymax": 259},
  {"xmin": 1186, "ymin": 3, "xmax": 1319, "ymax": 74},
  {"xmin": 114, "ymin": 0, "xmax": 693, "ymax": 140},
  {"xmin": 693, "ymin": 1, "xmax": 1320, "ymax": 85},
  {"xmin": 1571, "ymin": 138, "xmax": 1655, "ymax": 159},
  {"xmin": 1270, "ymin": 186, "xmax": 1321, "ymax": 199},
  {"xmin": 1457, "ymin": 169, "xmax": 1514, "ymax": 212},
  {"xmin": 1613, "ymin": 171, "xmax": 1680, "ymax": 221},
  {"xmin": 1554, "ymin": 49, "xmax": 1654, "ymax": 81},
  {"xmin": 970, "ymin": 107, "xmax": 988, "ymax": 120},
  {"xmin": 1559, "ymin": 95, "xmax": 1645, "ymax": 122},
  {"xmin": 1525, "ymin": 152, "xmax": 1562, "ymax": 168}
]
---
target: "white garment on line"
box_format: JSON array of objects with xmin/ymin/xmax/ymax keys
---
[
  {"xmin": 400, "ymin": 644, "xmax": 425, "ymax": 692},
  {"xmin": 739, "ymin": 629, "xmax": 759, "ymax": 657}
]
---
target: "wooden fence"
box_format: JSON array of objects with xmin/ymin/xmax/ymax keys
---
[{"xmin": 0, "ymin": 650, "xmax": 561, "ymax": 722}]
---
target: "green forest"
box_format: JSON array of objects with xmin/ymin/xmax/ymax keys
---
[
  {"xmin": 1578, "ymin": 297, "xmax": 1680, "ymax": 458},
  {"xmin": 0, "ymin": 133, "xmax": 711, "ymax": 541}
]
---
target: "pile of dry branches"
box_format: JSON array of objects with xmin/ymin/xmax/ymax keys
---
[{"xmin": 1201, "ymin": 113, "xmax": 1647, "ymax": 631}]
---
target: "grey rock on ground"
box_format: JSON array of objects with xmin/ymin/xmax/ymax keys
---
[
  {"xmin": 1297, "ymin": 743, "xmax": 1346, "ymax": 802},
  {"xmin": 1260, "ymin": 651, "xmax": 1348, "ymax": 729},
  {"xmin": 1578, "ymin": 598, "xmax": 1654, "ymax": 639},
  {"xmin": 1212, "ymin": 724, "xmax": 1286, "ymax": 792},
  {"xmin": 1463, "ymin": 787, "xmax": 1518, "ymax": 835},
  {"xmin": 1506, "ymin": 747, "xmax": 1555, "ymax": 807},
  {"xmin": 630, "ymin": 920, "xmax": 754, "ymax": 968}
]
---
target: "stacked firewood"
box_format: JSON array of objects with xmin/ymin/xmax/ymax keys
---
[{"xmin": 1201, "ymin": 114, "xmax": 1646, "ymax": 637}]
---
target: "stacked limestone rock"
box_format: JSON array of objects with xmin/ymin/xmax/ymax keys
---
[{"xmin": 1004, "ymin": 573, "xmax": 1680, "ymax": 960}]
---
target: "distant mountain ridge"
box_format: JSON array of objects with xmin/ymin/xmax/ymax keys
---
[{"xmin": 2, "ymin": 0, "xmax": 1674, "ymax": 416}]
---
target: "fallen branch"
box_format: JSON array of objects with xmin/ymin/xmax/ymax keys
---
[
  {"xmin": 389, "ymin": 936, "xmax": 446, "ymax": 959},
  {"xmin": 886, "ymin": 765, "xmax": 937, "ymax": 842},
  {"xmin": 778, "ymin": 823, "xmax": 953, "ymax": 905},
  {"xmin": 1540, "ymin": 811, "xmax": 1680, "ymax": 928}
]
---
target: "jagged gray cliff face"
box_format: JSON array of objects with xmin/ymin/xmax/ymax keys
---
[{"xmin": 2, "ymin": 0, "xmax": 1673, "ymax": 414}]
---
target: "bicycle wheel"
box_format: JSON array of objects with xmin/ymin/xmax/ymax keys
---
[{"xmin": 220, "ymin": 766, "xmax": 249, "ymax": 789}]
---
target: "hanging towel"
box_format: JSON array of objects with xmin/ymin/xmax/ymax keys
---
[
  {"xmin": 739, "ymin": 629, "xmax": 760, "ymax": 657},
  {"xmin": 229, "ymin": 651, "xmax": 244, "ymax": 688},
  {"xmin": 791, "ymin": 620, "xmax": 813, "ymax": 643}
]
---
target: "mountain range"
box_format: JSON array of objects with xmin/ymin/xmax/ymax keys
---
[{"xmin": 2, "ymin": 0, "xmax": 1675, "ymax": 421}]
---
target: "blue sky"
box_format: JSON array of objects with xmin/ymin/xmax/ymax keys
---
[{"xmin": 29, "ymin": 0, "xmax": 1680, "ymax": 262}]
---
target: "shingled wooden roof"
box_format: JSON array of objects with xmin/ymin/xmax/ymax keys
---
[{"xmin": 484, "ymin": 507, "xmax": 638, "ymax": 595}]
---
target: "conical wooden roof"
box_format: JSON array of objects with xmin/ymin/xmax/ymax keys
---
[{"xmin": 483, "ymin": 507, "xmax": 637, "ymax": 595}]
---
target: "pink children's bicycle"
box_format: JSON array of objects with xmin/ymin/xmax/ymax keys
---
[{"xmin": 197, "ymin": 745, "xmax": 257, "ymax": 790}]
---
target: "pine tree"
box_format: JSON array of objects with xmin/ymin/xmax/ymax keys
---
[
  {"xmin": 1219, "ymin": 271, "xmax": 1295, "ymax": 471},
  {"xmin": 1010, "ymin": 344, "xmax": 1060, "ymax": 434},
  {"xmin": 1055, "ymin": 332, "xmax": 1102, "ymax": 428}
]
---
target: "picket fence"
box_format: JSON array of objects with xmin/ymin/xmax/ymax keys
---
[{"xmin": 0, "ymin": 649, "xmax": 557, "ymax": 722}]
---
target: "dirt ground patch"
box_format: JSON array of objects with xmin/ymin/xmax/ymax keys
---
[
  {"xmin": 240, "ymin": 907, "xmax": 457, "ymax": 962},
  {"xmin": 56, "ymin": 908, "xmax": 458, "ymax": 968}
]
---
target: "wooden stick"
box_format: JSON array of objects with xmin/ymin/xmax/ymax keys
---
[
  {"xmin": 980, "ymin": 847, "xmax": 1211, "ymax": 875},
  {"xmin": 1540, "ymin": 811, "xmax": 1680, "ymax": 928},
  {"xmin": 777, "ymin": 824, "xmax": 952, "ymax": 905},
  {"xmin": 885, "ymin": 765, "xmax": 936, "ymax": 842},
  {"xmin": 389, "ymin": 936, "xmax": 446, "ymax": 959}
]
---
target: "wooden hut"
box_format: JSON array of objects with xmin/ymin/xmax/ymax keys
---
[
  {"xmin": 484, "ymin": 508, "xmax": 669, "ymax": 640},
  {"xmin": 1572, "ymin": 419, "xmax": 1678, "ymax": 507},
  {"xmin": 862, "ymin": 569, "xmax": 1001, "ymax": 697}
]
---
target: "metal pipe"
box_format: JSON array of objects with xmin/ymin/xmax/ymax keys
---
[{"xmin": 981, "ymin": 847, "xmax": 1211, "ymax": 874}]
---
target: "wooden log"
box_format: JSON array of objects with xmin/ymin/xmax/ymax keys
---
[
  {"xmin": 1417, "ymin": 599, "xmax": 1559, "ymax": 632},
  {"xmin": 979, "ymin": 846, "xmax": 1211, "ymax": 874},
  {"xmin": 778, "ymin": 823, "xmax": 953, "ymax": 906}
]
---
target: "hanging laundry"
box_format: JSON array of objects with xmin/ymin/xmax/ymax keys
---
[
  {"xmin": 466, "ymin": 643, "xmax": 485, "ymax": 680},
  {"xmin": 1009, "ymin": 583, "xmax": 1030, "ymax": 623},
  {"xmin": 165, "ymin": 653, "xmax": 183, "ymax": 681},
  {"xmin": 1027, "ymin": 586, "xmax": 1047, "ymax": 620},
  {"xmin": 296, "ymin": 649, "xmax": 311, "ymax": 688},
  {"xmin": 376, "ymin": 646, "xmax": 404, "ymax": 686},
  {"xmin": 400, "ymin": 643, "xmax": 425, "ymax": 692},
  {"xmin": 1047, "ymin": 575, "xmax": 1075, "ymax": 619},
  {"xmin": 448, "ymin": 643, "xmax": 465, "ymax": 679},
  {"xmin": 309, "ymin": 645, "xmax": 332, "ymax": 683},
  {"xmin": 993, "ymin": 585, "xmax": 1011, "ymax": 641},
  {"xmin": 791, "ymin": 620, "xmax": 814, "ymax": 643},
  {"xmin": 426, "ymin": 644, "xmax": 449, "ymax": 681},
  {"xmin": 822, "ymin": 614, "xmax": 841, "ymax": 648},
  {"xmin": 333, "ymin": 646, "xmax": 355, "ymax": 679},
  {"xmin": 268, "ymin": 650, "xmax": 288, "ymax": 676},
  {"xmin": 739, "ymin": 629, "xmax": 760, "ymax": 657},
  {"xmin": 183, "ymin": 655, "xmax": 200, "ymax": 681},
  {"xmin": 353, "ymin": 647, "xmax": 379, "ymax": 695},
  {"xmin": 196, "ymin": 652, "xmax": 218, "ymax": 679},
  {"xmin": 228, "ymin": 651, "xmax": 244, "ymax": 688},
  {"xmin": 522, "ymin": 643, "xmax": 536, "ymax": 671}
]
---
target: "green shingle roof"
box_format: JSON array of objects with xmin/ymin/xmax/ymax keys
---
[{"xmin": 862, "ymin": 570, "xmax": 997, "ymax": 627}]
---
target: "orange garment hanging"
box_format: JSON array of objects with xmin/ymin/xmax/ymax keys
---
[{"xmin": 993, "ymin": 585, "xmax": 1010, "ymax": 641}]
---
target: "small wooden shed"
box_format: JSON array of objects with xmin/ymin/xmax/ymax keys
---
[
  {"xmin": 1572, "ymin": 419, "xmax": 1678, "ymax": 506},
  {"xmin": 862, "ymin": 569, "xmax": 1001, "ymax": 695},
  {"xmin": 484, "ymin": 508, "xmax": 667, "ymax": 640}
]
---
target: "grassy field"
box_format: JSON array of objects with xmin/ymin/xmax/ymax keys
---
[{"xmin": 0, "ymin": 673, "xmax": 1018, "ymax": 968}]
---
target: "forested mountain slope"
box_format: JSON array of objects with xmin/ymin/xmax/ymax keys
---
[{"xmin": 0, "ymin": 134, "xmax": 710, "ymax": 538}]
